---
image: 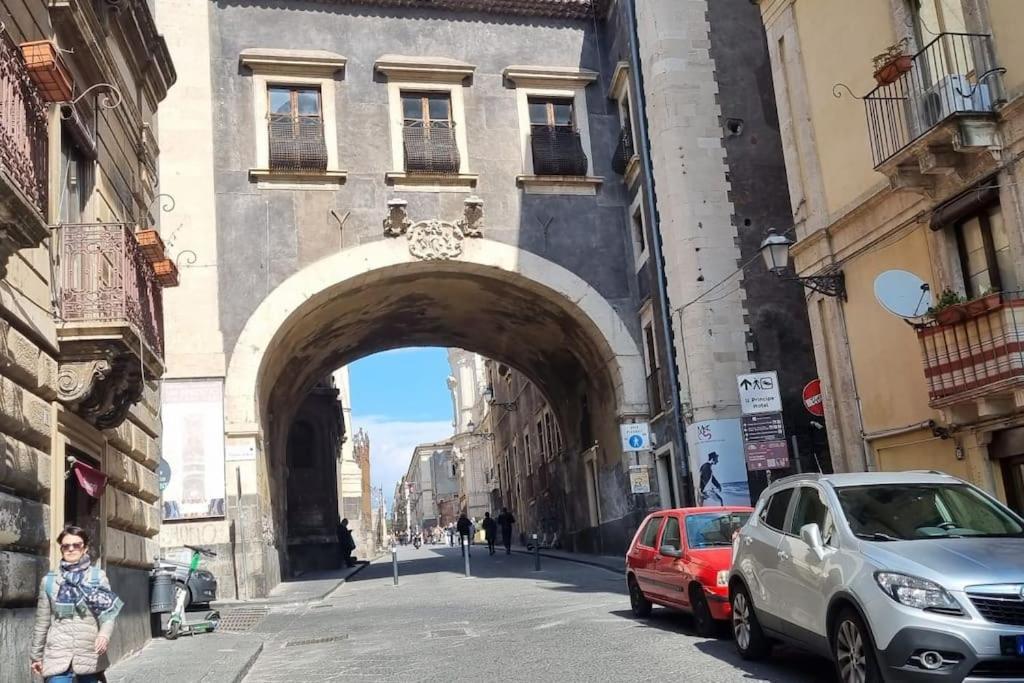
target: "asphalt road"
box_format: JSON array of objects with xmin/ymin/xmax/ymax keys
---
[{"xmin": 242, "ymin": 545, "xmax": 837, "ymax": 682}]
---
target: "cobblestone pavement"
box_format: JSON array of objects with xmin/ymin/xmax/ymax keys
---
[{"xmin": 240, "ymin": 545, "xmax": 836, "ymax": 683}]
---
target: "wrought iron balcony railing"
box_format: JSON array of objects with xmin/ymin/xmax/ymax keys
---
[
  {"xmin": 530, "ymin": 125, "xmax": 588, "ymax": 176},
  {"xmin": 0, "ymin": 28, "xmax": 48, "ymax": 217},
  {"xmin": 916, "ymin": 292, "xmax": 1024, "ymax": 407},
  {"xmin": 269, "ymin": 115, "xmax": 328, "ymax": 173},
  {"xmin": 612, "ymin": 125, "xmax": 635, "ymax": 175},
  {"xmin": 864, "ymin": 33, "xmax": 1001, "ymax": 168},
  {"xmin": 57, "ymin": 223, "xmax": 164, "ymax": 357},
  {"xmin": 403, "ymin": 122, "xmax": 460, "ymax": 175}
]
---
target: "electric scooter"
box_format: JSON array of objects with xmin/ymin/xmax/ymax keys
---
[{"xmin": 164, "ymin": 545, "xmax": 220, "ymax": 639}]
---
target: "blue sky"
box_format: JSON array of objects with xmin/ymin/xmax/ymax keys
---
[{"xmin": 349, "ymin": 348, "xmax": 455, "ymax": 508}]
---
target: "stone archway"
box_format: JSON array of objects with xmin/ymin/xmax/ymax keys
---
[{"xmin": 222, "ymin": 229, "xmax": 649, "ymax": 596}]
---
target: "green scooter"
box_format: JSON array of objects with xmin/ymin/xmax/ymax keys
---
[{"xmin": 164, "ymin": 545, "xmax": 220, "ymax": 639}]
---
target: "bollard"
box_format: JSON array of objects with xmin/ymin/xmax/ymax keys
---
[
  {"xmin": 392, "ymin": 545, "xmax": 399, "ymax": 586},
  {"xmin": 463, "ymin": 536, "xmax": 471, "ymax": 578},
  {"xmin": 533, "ymin": 533, "xmax": 540, "ymax": 571}
]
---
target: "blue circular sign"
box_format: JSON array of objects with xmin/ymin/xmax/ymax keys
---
[{"xmin": 628, "ymin": 434, "xmax": 644, "ymax": 449}]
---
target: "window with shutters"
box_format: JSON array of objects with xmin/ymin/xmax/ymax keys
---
[
  {"xmin": 268, "ymin": 86, "xmax": 327, "ymax": 173},
  {"xmin": 401, "ymin": 91, "xmax": 460, "ymax": 175}
]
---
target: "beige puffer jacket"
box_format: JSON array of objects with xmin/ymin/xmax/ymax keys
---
[{"xmin": 31, "ymin": 570, "xmax": 116, "ymax": 677}]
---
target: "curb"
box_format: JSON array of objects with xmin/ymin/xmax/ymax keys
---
[
  {"xmin": 511, "ymin": 549, "xmax": 625, "ymax": 575},
  {"xmin": 232, "ymin": 642, "xmax": 264, "ymax": 683},
  {"xmin": 321, "ymin": 561, "xmax": 371, "ymax": 599}
]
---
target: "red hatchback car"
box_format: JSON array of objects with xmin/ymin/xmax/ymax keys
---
[{"xmin": 626, "ymin": 506, "xmax": 753, "ymax": 636}]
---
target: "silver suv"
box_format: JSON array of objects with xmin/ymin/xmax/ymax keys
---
[{"xmin": 729, "ymin": 471, "xmax": 1024, "ymax": 683}]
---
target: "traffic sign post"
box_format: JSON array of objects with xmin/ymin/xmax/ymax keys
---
[
  {"xmin": 737, "ymin": 372, "xmax": 782, "ymax": 415},
  {"xmin": 620, "ymin": 422, "xmax": 652, "ymax": 452},
  {"xmin": 740, "ymin": 412, "xmax": 790, "ymax": 471},
  {"xmin": 803, "ymin": 379, "xmax": 824, "ymax": 417}
]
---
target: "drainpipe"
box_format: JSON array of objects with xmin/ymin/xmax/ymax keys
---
[{"xmin": 624, "ymin": 0, "xmax": 691, "ymax": 502}]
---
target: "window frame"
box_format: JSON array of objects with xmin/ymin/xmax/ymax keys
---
[
  {"xmin": 953, "ymin": 202, "xmax": 1015, "ymax": 298},
  {"xmin": 659, "ymin": 515, "xmax": 682, "ymax": 552},
  {"xmin": 629, "ymin": 192, "xmax": 649, "ymax": 270},
  {"xmin": 639, "ymin": 515, "xmax": 664, "ymax": 548},
  {"xmin": 386, "ymin": 80, "xmax": 471, "ymax": 178},
  {"xmin": 786, "ymin": 485, "xmax": 836, "ymax": 546},
  {"xmin": 760, "ymin": 486, "xmax": 797, "ymax": 533},
  {"xmin": 640, "ymin": 303, "xmax": 664, "ymax": 414}
]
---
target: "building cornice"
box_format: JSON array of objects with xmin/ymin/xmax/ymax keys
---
[
  {"xmin": 240, "ymin": 48, "xmax": 347, "ymax": 76},
  {"xmin": 263, "ymin": 0, "xmax": 604, "ymax": 19},
  {"xmin": 503, "ymin": 65, "xmax": 598, "ymax": 88},
  {"xmin": 375, "ymin": 55, "xmax": 475, "ymax": 82}
]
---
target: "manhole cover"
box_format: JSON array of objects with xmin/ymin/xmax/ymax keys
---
[
  {"xmin": 431, "ymin": 629, "xmax": 467, "ymax": 638},
  {"xmin": 217, "ymin": 606, "xmax": 269, "ymax": 633},
  {"xmin": 285, "ymin": 634, "xmax": 349, "ymax": 647}
]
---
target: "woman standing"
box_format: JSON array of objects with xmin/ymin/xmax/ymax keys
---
[{"xmin": 30, "ymin": 525, "xmax": 123, "ymax": 682}]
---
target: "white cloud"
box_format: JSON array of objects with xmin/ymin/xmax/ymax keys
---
[{"xmin": 352, "ymin": 414, "xmax": 453, "ymax": 506}]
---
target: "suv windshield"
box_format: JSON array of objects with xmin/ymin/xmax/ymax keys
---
[
  {"xmin": 685, "ymin": 511, "xmax": 751, "ymax": 548},
  {"xmin": 836, "ymin": 483, "xmax": 1024, "ymax": 540}
]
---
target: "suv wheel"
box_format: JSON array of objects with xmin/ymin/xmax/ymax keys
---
[
  {"xmin": 731, "ymin": 583, "xmax": 770, "ymax": 660},
  {"xmin": 628, "ymin": 575, "xmax": 652, "ymax": 618},
  {"xmin": 833, "ymin": 609, "xmax": 882, "ymax": 683}
]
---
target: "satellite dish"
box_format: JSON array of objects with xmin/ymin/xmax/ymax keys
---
[{"xmin": 874, "ymin": 270, "xmax": 932, "ymax": 319}]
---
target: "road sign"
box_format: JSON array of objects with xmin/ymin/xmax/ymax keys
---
[
  {"xmin": 803, "ymin": 379, "xmax": 824, "ymax": 417},
  {"xmin": 620, "ymin": 422, "xmax": 651, "ymax": 452},
  {"xmin": 629, "ymin": 469, "xmax": 651, "ymax": 494},
  {"xmin": 737, "ymin": 371, "xmax": 782, "ymax": 415},
  {"xmin": 157, "ymin": 459, "xmax": 171, "ymax": 492},
  {"xmin": 741, "ymin": 413, "xmax": 785, "ymax": 443},
  {"xmin": 745, "ymin": 440, "xmax": 790, "ymax": 471}
]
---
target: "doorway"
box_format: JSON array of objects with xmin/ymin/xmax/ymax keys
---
[
  {"xmin": 65, "ymin": 446, "xmax": 102, "ymax": 557},
  {"xmin": 655, "ymin": 447, "xmax": 677, "ymax": 509}
]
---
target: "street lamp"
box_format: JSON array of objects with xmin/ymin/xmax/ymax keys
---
[
  {"xmin": 483, "ymin": 385, "xmax": 517, "ymax": 411},
  {"xmin": 759, "ymin": 230, "xmax": 846, "ymax": 300},
  {"xmin": 466, "ymin": 419, "xmax": 496, "ymax": 441}
]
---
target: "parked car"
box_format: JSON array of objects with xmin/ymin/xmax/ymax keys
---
[
  {"xmin": 729, "ymin": 471, "xmax": 1024, "ymax": 683},
  {"xmin": 626, "ymin": 506, "xmax": 752, "ymax": 636},
  {"xmin": 155, "ymin": 552, "xmax": 217, "ymax": 609}
]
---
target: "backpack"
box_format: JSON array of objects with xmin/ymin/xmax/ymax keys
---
[{"xmin": 44, "ymin": 566, "xmax": 103, "ymax": 601}]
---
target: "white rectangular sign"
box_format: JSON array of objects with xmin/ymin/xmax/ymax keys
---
[
  {"xmin": 620, "ymin": 422, "xmax": 652, "ymax": 452},
  {"xmin": 737, "ymin": 371, "xmax": 782, "ymax": 415},
  {"xmin": 629, "ymin": 469, "xmax": 651, "ymax": 494}
]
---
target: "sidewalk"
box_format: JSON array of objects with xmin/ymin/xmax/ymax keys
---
[
  {"xmin": 106, "ymin": 562, "xmax": 368, "ymax": 681},
  {"xmin": 510, "ymin": 546, "xmax": 624, "ymax": 574}
]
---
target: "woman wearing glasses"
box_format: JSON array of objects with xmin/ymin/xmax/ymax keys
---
[{"xmin": 30, "ymin": 525, "xmax": 123, "ymax": 682}]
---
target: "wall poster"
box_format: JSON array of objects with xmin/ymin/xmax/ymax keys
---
[
  {"xmin": 161, "ymin": 379, "xmax": 226, "ymax": 520},
  {"xmin": 685, "ymin": 418, "xmax": 752, "ymax": 507}
]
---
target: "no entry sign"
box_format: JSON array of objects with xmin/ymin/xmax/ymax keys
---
[{"xmin": 803, "ymin": 379, "xmax": 824, "ymax": 417}]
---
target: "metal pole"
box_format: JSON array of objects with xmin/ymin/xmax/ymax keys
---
[
  {"xmin": 392, "ymin": 545, "xmax": 398, "ymax": 586},
  {"xmin": 463, "ymin": 535, "xmax": 471, "ymax": 577},
  {"xmin": 533, "ymin": 533, "xmax": 540, "ymax": 571},
  {"xmin": 791, "ymin": 434, "xmax": 803, "ymax": 473}
]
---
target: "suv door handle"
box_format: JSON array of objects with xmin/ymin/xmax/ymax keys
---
[{"xmin": 777, "ymin": 550, "xmax": 790, "ymax": 561}]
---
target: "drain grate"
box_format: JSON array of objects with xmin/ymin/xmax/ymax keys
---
[
  {"xmin": 285, "ymin": 634, "xmax": 349, "ymax": 647},
  {"xmin": 431, "ymin": 629, "xmax": 467, "ymax": 638},
  {"xmin": 217, "ymin": 606, "xmax": 269, "ymax": 633}
]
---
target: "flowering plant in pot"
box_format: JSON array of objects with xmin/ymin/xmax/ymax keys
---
[
  {"xmin": 926, "ymin": 288, "xmax": 1001, "ymax": 324},
  {"xmin": 872, "ymin": 38, "xmax": 912, "ymax": 86}
]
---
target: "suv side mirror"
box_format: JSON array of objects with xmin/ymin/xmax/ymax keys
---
[
  {"xmin": 659, "ymin": 545, "xmax": 681, "ymax": 558},
  {"xmin": 800, "ymin": 523, "xmax": 826, "ymax": 561}
]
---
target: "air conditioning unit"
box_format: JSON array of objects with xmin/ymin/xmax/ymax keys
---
[{"xmin": 915, "ymin": 75, "xmax": 993, "ymax": 130}]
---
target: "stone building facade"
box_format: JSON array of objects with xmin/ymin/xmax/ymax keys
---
[
  {"xmin": 754, "ymin": 0, "xmax": 1024, "ymax": 510},
  {"xmin": 155, "ymin": 0, "xmax": 820, "ymax": 597},
  {"xmin": 0, "ymin": 0, "xmax": 175, "ymax": 670}
]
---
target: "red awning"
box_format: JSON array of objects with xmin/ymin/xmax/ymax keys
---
[{"xmin": 73, "ymin": 460, "xmax": 108, "ymax": 499}]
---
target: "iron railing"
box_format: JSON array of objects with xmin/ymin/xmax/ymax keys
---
[
  {"xmin": 530, "ymin": 125, "xmax": 588, "ymax": 176},
  {"xmin": 611, "ymin": 125, "xmax": 635, "ymax": 175},
  {"xmin": 58, "ymin": 223, "xmax": 164, "ymax": 355},
  {"xmin": 0, "ymin": 28, "xmax": 48, "ymax": 216},
  {"xmin": 864, "ymin": 32, "xmax": 1000, "ymax": 167},
  {"xmin": 402, "ymin": 122, "xmax": 460, "ymax": 174},
  {"xmin": 916, "ymin": 292, "xmax": 1024, "ymax": 406},
  {"xmin": 269, "ymin": 115, "xmax": 328, "ymax": 172}
]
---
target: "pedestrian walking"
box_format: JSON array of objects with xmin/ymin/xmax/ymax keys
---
[
  {"xmin": 447, "ymin": 524, "xmax": 455, "ymax": 547},
  {"xmin": 337, "ymin": 518, "xmax": 357, "ymax": 568},
  {"xmin": 496, "ymin": 508, "xmax": 516, "ymax": 555},
  {"xmin": 31, "ymin": 524, "xmax": 123, "ymax": 683},
  {"xmin": 456, "ymin": 512, "xmax": 472, "ymax": 556},
  {"xmin": 482, "ymin": 512, "xmax": 497, "ymax": 555}
]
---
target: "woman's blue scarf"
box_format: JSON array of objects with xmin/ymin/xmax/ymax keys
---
[{"xmin": 54, "ymin": 556, "xmax": 123, "ymax": 624}]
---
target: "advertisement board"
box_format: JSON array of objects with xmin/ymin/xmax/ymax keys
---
[
  {"xmin": 685, "ymin": 418, "xmax": 752, "ymax": 506},
  {"xmin": 160, "ymin": 379, "xmax": 226, "ymax": 520}
]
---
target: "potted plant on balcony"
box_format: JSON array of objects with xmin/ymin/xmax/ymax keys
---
[
  {"xmin": 151, "ymin": 258, "xmax": 180, "ymax": 288},
  {"xmin": 19, "ymin": 40, "xmax": 74, "ymax": 102},
  {"xmin": 872, "ymin": 38, "xmax": 912, "ymax": 86},
  {"xmin": 926, "ymin": 288, "xmax": 1002, "ymax": 324},
  {"xmin": 133, "ymin": 229, "xmax": 166, "ymax": 264}
]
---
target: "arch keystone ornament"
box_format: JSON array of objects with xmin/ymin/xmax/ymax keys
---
[{"xmin": 382, "ymin": 196, "xmax": 484, "ymax": 260}]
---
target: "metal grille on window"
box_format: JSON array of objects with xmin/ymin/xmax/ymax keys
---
[
  {"xmin": 269, "ymin": 116, "xmax": 327, "ymax": 173},
  {"xmin": 403, "ymin": 121, "xmax": 460, "ymax": 175},
  {"xmin": 531, "ymin": 125, "xmax": 588, "ymax": 176},
  {"xmin": 612, "ymin": 125, "xmax": 635, "ymax": 175}
]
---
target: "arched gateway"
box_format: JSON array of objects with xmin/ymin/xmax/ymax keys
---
[{"xmin": 221, "ymin": 207, "xmax": 650, "ymax": 595}]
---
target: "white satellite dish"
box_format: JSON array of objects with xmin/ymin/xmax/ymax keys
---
[{"xmin": 874, "ymin": 270, "xmax": 932, "ymax": 319}]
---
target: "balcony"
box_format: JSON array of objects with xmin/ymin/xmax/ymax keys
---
[
  {"xmin": 611, "ymin": 125, "xmax": 636, "ymax": 176},
  {"xmin": 917, "ymin": 293, "xmax": 1024, "ymax": 416},
  {"xmin": 864, "ymin": 33, "xmax": 1003, "ymax": 187},
  {"xmin": 269, "ymin": 116, "xmax": 328, "ymax": 173},
  {"xmin": 530, "ymin": 125, "xmax": 588, "ymax": 177},
  {"xmin": 56, "ymin": 223, "xmax": 164, "ymax": 429},
  {"xmin": 402, "ymin": 122, "xmax": 460, "ymax": 175},
  {"xmin": 0, "ymin": 27, "xmax": 49, "ymax": 269}
]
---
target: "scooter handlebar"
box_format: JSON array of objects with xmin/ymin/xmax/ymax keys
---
[{"xmin": 185, "ymin": 544, "xmax": 217, "ymax": 558}]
